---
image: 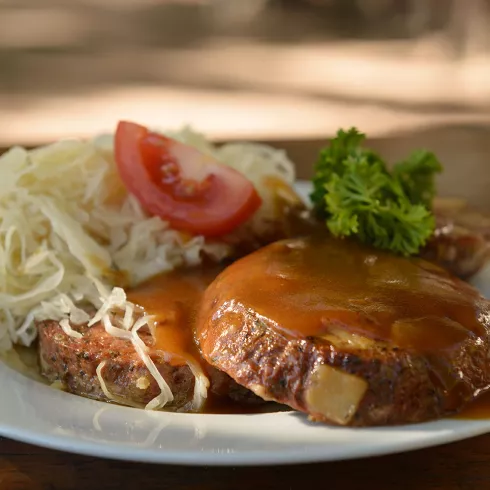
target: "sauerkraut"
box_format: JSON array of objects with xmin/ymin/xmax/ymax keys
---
[{"xmin": 0, "ymin": 126, "xmax": 296, "ymax": 409}]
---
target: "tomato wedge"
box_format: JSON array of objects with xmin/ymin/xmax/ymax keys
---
[{"xmin": 114, "ymin": 121, "xmax": 262, "ymax": 237}]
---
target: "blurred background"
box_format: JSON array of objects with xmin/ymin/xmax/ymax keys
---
[{"xmin": 0, "ymin": 0, "xmax": 489, "ymax": 146}]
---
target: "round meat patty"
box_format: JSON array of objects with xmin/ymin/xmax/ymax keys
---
[{"xmin": 196, "ymin": 236, "xmax": 490, "ymax": 426}]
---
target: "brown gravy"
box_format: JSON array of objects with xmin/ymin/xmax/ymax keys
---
[
  {"xmin": 127, "ymin": 265, "xmax": 224, "ymax": 367},
  {"xmin": 127, "ymin": 265, "xmax": 286, "ymax": 414},
  {"xmin": 455, "ymin": 391, "xmax": 490, "ymax": 420},
  {"xmin": 203, "ymin": 396, "xmax": 286, "ymax": 415},
  {"xmin": 212, "ymin": 236, "xmax": 487, "ymax": 353}
]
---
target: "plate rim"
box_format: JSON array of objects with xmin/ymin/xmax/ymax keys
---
[{"xmin": 1, "ymin": 363, "xmax": 490, "ymax": 466}]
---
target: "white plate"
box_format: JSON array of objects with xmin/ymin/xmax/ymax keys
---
[{"xmin": 1, "ymin": 181, "xmax": 489, "ymax": 466}]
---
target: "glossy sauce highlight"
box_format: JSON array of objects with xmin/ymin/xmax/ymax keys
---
[{"xmin": 210, "ymin": 237, "xmax": 486, "ymax": 353}]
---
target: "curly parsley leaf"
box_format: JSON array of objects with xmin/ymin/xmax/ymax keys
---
[
  {"xmin": 392, "ymin": 149, "xmax": 442, "ymax": 208},
  {"xmin": 310, "ymin": 128, "xmax": 442, "ymax": 256},
  {"xmin": 311, "ymin": 128, "xmax": 380, "ymax": 218}
]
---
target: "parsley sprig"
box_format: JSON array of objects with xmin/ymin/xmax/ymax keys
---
[{"xmin": 310, "ymin": 128, "xmax": 442, "ymax": 256}]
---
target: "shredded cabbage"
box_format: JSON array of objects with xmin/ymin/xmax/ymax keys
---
[{"xmin": 0, "ymin": 126, "xmax": 296, "ymax": 410}]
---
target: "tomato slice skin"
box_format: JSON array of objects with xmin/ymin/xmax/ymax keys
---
[{"xmin": 114, "ymin": 121, "xmax": 262, "ymax": 237}]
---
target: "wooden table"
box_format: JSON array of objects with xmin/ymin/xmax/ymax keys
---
[
  {"xmin": 1, "ymin": 434, "xmax": 490, "ymax": 490},
  {"xmin": 1, "ymin": 124, "xmax": 490, "ymax": 490}
]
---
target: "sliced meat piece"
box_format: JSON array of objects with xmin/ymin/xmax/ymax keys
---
[
  {"xmin": 37, "ymin": 319, "xmax": 258, "ymax": 411},
  {"xmin": 197, "ymin": 237, "xmax": 490, "ymax": 426},
  {"xmin": 422, "ymin": 201, "xmax": 490, "ymax": 279}
]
